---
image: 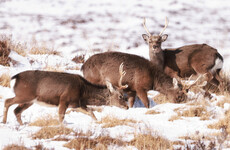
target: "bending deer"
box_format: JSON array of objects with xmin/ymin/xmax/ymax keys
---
[
  {"xmin": 3, "ymin": 69, "xmax": 128, "ymax": 125},
  {"xmin": 142, "ymin": 18, "xmax": 223, "ymax": 88},
  {"xmin": 81, "ymin": 52, "xmax": 187, "ymax": 108}
]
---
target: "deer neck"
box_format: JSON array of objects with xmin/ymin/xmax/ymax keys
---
[
  {"xmin": 83, "ymin": 84, "xmax": 110, "ymax": 106},
  {"xmin": 151, "ymin": 68, "xmax": 175, "ymax": 94},
  {"xmin": 149, "ymin": 48, "xmax": 164, "ymax": 71}
]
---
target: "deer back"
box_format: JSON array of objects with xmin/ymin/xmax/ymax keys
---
[
  {"xmin": 82, "ymin": 51, "xmax": 178, "ymax": 95},
  {"xmin": 164, "ymin": 44, "xmax": 223, "ymax": 78}
]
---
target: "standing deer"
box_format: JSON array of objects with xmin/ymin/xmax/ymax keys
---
[
  {"xmin": 81, "ymin": 52, "xmax": 187, "ymax": 108},
  {"xmin": 3, "ymin": 69, "xmax": 128, "ymax": 125},
  {"xmin": 142, "ymin": 18, "xmax": 223, "ymax": 88}
]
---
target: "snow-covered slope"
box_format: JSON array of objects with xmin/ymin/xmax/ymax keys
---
[{"xmin": 0, "ymin": 0, "xmax": 230, "ymax": 149}]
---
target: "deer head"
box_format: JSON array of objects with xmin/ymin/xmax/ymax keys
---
[
  {"xmin": 105, "ymin": 62, "xmax": 129, "ymax": 108},
  {"xmin": 142, "ymin": 17, "xmax": 168, "ymax": 53}
]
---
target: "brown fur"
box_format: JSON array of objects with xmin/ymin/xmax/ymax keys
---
[
  {"xmin": 142, "ymin": 35, "xmax": 223, "ymax": 87},
  {"xmin": 81, "ymin": 52, "xmax": 186, "ymax": 108},
  {"xmin": 3, "ymin": 70, "xmax": 128, "ymax": 125}
]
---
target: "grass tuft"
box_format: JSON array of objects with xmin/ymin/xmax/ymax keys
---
[
  {"xmin": 169, "ymin": 106, "xmax": 210, "ymax": 121},
  {"xmin": 0, "ymin": 73, "xmax": 11, "ymax": 87},
  {"xmin": 129, "ymin": 132, "xmax": 173, "ymax": 150},
  {"xmin": 29, "ymin": 115, "xmax": 59, "ymax": 127},
  {"xmin": 0, "ymin": 37, "xmax": 11, "ymax": 66},
  {"xmin": 208, "ymin": 109, "xmax": 230, "ymax": 134},
  {"xmin": 32, "ymin": 125, "xmax": 73, "ymax": 139},
  {"xmin": 97, "ymin": 115, "xmax": 137, "ymax": 128},
  {"xmin": 72, "ymin": 54, "xmax": 85, "ymax": 64},
  {"xmin": 29, "ymin": 38, "xmax": 60, "ymax": 56},
  {"xmin": 64, "ymin": 136, "xmax": 125, "ymax": 150},
  {"xmin": 3, "ymin": 144, "xmax": 30, "ymax": 150},
  {"xmin": 145, "ymin": 109, "xmax": 161, "ymax": 115}
]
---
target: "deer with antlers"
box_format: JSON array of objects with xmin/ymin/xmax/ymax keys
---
[
  {"xmin": 3, "ymin": 67, "xmax": 128, "ymax": 125},
  {"xmin": 82, "ymin": 51, "xmax": 189, "ymax": 108},
  {"xmin": 142, "ymin": 17, "xmax": 223, "ymax": 89}
]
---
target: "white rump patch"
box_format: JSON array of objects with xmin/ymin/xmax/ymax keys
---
[
  {"xmin": 10, "ymin": 79, "xmax": 16, "ymax": 92},
  {"xmin": 210, "ymin": 57, "xmax": 223, "ymax": 73}
]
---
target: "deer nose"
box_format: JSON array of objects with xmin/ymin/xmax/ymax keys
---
[
  {"xmin": 153, "ymin": 46, "xmax": 157, "ymax": 49},
  {"xmin": 124, "ymin": 105, "xmax": 129, "ymax": 110}
]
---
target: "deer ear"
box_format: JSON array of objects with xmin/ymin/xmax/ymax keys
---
[
  {"xmin": 161, "ymin": 34, "xmax": 168, "ymax": 42},
  {"xmin": 105, "ymin": 80, "xmax": 115, "ymax": 93},
  {"xmin": 142, "ymin": 34, "xmax": 149, "ymax": 43},
  {"xmin": 173, "ymin": 78, "xmax": 179, "ymax": 89}
]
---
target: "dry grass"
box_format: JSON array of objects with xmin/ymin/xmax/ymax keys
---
[
  {"xmin": 11, "ymin": 42, "xmax": 27, "ymax": 57},
  {"xmin": 0, "ymin": 37, "xmax": 11, "ymax": 66},
  {"xmin": 178, "ymin": 132, "xmax": 217, "ymax": 150},
  {"xmin": 3, "ymin": 144, "xmax": 30, "ymax": 150},
  {"xmin": 64, "ymin": 136, "xmax": 124, "ymax": 150},
  {"xmin": 72, "ymin": 54, "xmax": 85, "ymax": 64},
  {"xmin": 217, "ymin": 72, "xmax": 230, "ymax": 95},
  {"xmin": 97, "ymin": 115, "xmax": 137, "ymax": 128},
  {"xmin": 145, "ymin": 109, "xmax": 161, "ymax": 115},
  {"xmin": 0, "ymin": 73, "xmax": 11, "ymax": 87},
  {"xmin": 169, "ymin": 106, "xmax": 210, "ymax": 121},
  {"xmin": 29, "ymin": 39, "xmax": 60, "ymax": 56},
  {"xmin": 32, "ymin": 125, "xmax": 73, "ymax": 139},
  {"xmin": 65, "ymin": 128, "xmax": 173, "ymax": 150},
  {"xmin": 29, "ymin": 115, "xmax": 59, "ymax": 127},
  {"xmin": 29, "ymin": 47, "xmax": 60, "ymax": 55},
  {"xmin": 0, "ymin": 35, "xmax": 27, "ymax": 57},
  {"xmin": 129, "ymin": 132, "xmax": 173, "ymax": 150},
  {"xmin": 208, "ymin": 109, "xmax": 230, "ymax": 134}
]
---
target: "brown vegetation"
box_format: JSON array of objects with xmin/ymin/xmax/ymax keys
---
[
  {"xmin": 0, "ymin": 73, "xmax": 11, "ymax": 87},
  {"xmin": 29, "ymin": 115, "xmax": 59, "ymax": 127},
  {"xmin": 29, "ymin": 39, "xmax": 60, "ymax": 56},
  {"xmin": 208, "ymin": 110, "xmax": 230, "ymax": 134},
  {"xmin": 3, "ymin": 144, "xmax": 30, "ymax": 150},
  {"xmin": 0, "ymin": 38, "xmax": 11, "ymax": 66},
  {"xmin": 145, "ymin": 109, "xmax": 161, "ymax": 115},
  {"xmin": 97, "ymin": 115, "xmax": 137, "ymax": 128},
  {"xmin": 32, "ymin": 125, "xmax": 73, "ymax": 139},
  {"xmin": 169, "ymin": 106, "xmax": 210, "ymax": 121},
  {"xmin": 64, "ymin": 136, "xmax": 124, "ymax": 150},
  {"xmin": 72, "ymin": 54, "xmax": 85, "ymax": 64},
  {"xmin": 129, "ymin": 132, "xmax": 173, "ymax": 150}
]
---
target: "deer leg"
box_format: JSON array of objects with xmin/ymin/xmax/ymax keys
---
[
  {"xmin": 127, "ymin": 92, "xmax": 136, "ymax": 108},
  {"xmin": 136, "ymin": 90, "xmax": 149, "ymax": 108},
  {"xmin": 214, "ymin": 69, "xmax": 224, "ymax": 89},
  {"xmin": 3, "ymin": 97, "xmax": 16, "ymax": 124},
  {"xmin": 14, "ymin": 103, "xmax": 33, "ymax": 125},
  {"xmin": 58, "ymin": 96, "xmax": 69, "ymax": 123},
  {"xmin": 81, "ymin": 107, "xmax": 97, "ymax": 120}
]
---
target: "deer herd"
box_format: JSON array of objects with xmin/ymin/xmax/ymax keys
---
[{"xmin": 2, "ymin": 18, "xmax": 224, "ymax": 125}]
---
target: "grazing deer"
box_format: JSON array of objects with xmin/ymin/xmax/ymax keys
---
[
  {"xmin": 142, "ymin": 18, "xmax": 224, "ymax": 88},
  {"xmin": 3, "ymin": 69, "xmax": 128, "ymax": 125},
  {"xmin": 81, "ymin": 52, "xmax": 188, "ymax": 108}
]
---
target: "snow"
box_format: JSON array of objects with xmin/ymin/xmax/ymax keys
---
[{"xmin": 0, "ymin": 0, "xmax": 230, "ymax": 149}]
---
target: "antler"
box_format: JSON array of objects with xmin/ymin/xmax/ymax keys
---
[
  {"xmin": 119, "ymin": 62, "xmax": 128, "ymax": 89},
  {"xmin": 143, "ymin": 18, "xmax": 151, "ymax": 36},
  {"xmin": 159, "ymin": 17, "xmax": 168, "ymax": 36},
  {"xmin": 184, "ymin": 74, "xmax": 207, "ymax": 90}
]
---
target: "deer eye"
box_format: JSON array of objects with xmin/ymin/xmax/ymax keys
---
[{"xmin": 119, "ymin": 95, "xmax": 123, "ymax": 99}]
